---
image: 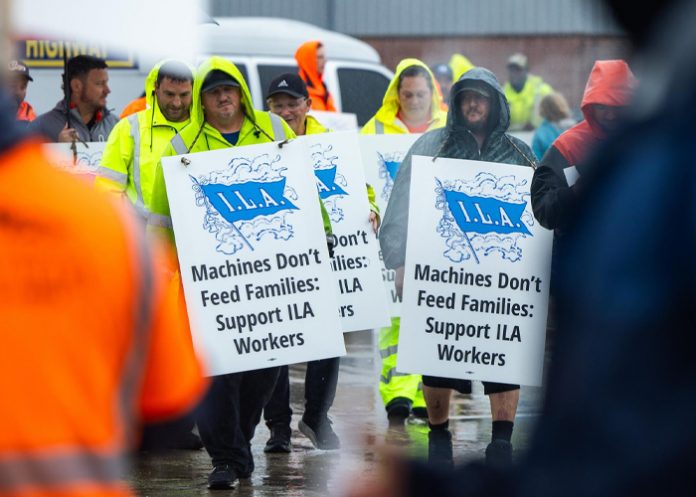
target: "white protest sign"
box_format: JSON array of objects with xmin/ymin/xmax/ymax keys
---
[
  {"xmin": 359, "ymin": 133, "xmax": 421, "ymax": 318},
  {"xmin": 310, "ymin": 111, "xmax": 359, "ymax": 131},
  {"xmin": 162, "ymin": 142, "xmax": 346, "ymax": 376},
  {"xmin": 43, "ymin": 142, "xmax": 106, "ymax": 182},
  {"xmin": 397, "ymin": 156, "xmax": 553, "ymax": 386},
  {"xmin": 301, "ymin": 131, "xmax": 391, "ymax": 332}
]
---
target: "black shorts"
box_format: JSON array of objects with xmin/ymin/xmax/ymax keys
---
[{"xmin": 422, "ymin": 375, "xmax": 519, "ymax": 395}]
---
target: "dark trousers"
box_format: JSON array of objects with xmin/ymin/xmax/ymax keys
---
[
  {"xmin": 197, "ymin": 367, "xmax": 280, "ymax": 475},
  {"xmin": 264, "ymin": 357, "xmax": 340, "ymax": 428}
]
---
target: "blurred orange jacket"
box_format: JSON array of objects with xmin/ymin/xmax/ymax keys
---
[
  {"xmin": 295, "ymin": 40, "xmax": 336, "ymax": 112},
  {"xmin": 0, "ymin": 139, "xmax": 207, "ymax": 497},
  {"xmin": 119, "ymin": 96, "xmax": 147, "ymax": 119}
]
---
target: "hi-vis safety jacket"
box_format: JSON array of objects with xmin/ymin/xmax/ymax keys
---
[
  {"xmin": 148, "ymin": 57, "xmax": 295, "ymax": 243},
  {"xmin": 361, "ymin": 58, "xmax": 447, "ymax": 135},
  {"xmin": 504, "ymin": 74, "xmax": 554, "ymax": 131},
  {"xmin": 0, "ymin": 137, "xmax": 207, "ymax": 497},
  {"xmin": 95, "ymin": 61, "xmax": 194, "ymax": 220}
]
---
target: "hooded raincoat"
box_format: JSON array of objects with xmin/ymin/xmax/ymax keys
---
[
  {"xmin": 95, "ymin": 60, "xmax": 194, "ymax": 219},
  {"xmin": 380, "ymin": 66, "xmax": 538, "ymax": 271},
  {"xmin": 531, "ymin": 60, "xmax": 636, "ymax": 231},
  {"xmin": 361, "ymin": 58, "xmax": 447, "ymax": 135},
  {"xmin": 148, "ymin": 57, "xmax": 295, "ymax": 242},
  {"xmin": 295, "ymin": 41, "xmax": 336, "ymax": 112}
]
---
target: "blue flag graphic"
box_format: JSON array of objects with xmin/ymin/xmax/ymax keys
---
[
  {"xmin": 384, "ymin": 160, "xmax": 400, "ymax": 181},
  {"xmin": 444, "ymin": 190, "xmax": 531, "ymax": 236},
  {"xmin": 201, "ymin": 178, "xmax": 298, "ymax": 224},
  {"xmin": 315, "ymin": 166, "xmax": 348, "ymax": 199}
]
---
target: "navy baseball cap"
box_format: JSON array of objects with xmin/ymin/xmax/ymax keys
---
[{"xmin": 201, "ymin": 70, "xmax": 240, "ymax": 93}]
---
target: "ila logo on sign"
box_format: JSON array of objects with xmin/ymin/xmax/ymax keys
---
[
  {"xmin": 435, "ymin": 172, "xmax": 534, "ymax": 264},
  {"xmin": 193, "ymin": 154, "xmax": 298, "ymax": 255}
]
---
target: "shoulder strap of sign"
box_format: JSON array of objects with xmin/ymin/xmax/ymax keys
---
[
  {"xmin": 375, "ymin": 121, "xmax": 384, "ymax": 134},
  {"xmin": 505, "ymin": 135, "xmax": 537, "ymax": 169}
]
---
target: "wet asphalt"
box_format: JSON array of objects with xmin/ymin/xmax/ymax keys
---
[{"xmin": 131, "ymin": 330, "xmax": 543, "ymax": 496}]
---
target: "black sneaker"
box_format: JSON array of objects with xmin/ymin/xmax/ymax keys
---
[
  {"xmin": 207, "ymin": 465, "xmax": 238, "ymax": 490},
  {"xmin": 264, "ymin": 424, "xmax": 292, "ymax": 453},
  {"xmin": 298, "ymin": 417, "xmax": 340, "ymax": 450},
  {"xmin": 428, "ymin": 428, "xmax": 453, "ymax": 468},
  {"xmin": 485, "ymin": 440, "xmax": 513, "ymax": 468},
  {"xmin": 386, "ymin": 398, "xmax": 412, "ymax": 427}
]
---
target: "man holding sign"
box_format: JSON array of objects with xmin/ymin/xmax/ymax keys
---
[
  {"xmin": 148, "ymin": 57, "xmax": 295, "ymax": 490},
  {"xmin": 262, "ymin": 73, "xmax": 380, "ymax": 452},
  {"xmin": 380, "ymin": 67, "xmax": 537, "ymax": 467}
]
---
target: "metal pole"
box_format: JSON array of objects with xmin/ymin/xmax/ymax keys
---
[{"xmin": 0, "ymin": 0, "xmax": 12, "ymax": 82}]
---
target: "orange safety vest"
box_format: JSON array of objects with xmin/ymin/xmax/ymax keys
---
[
  {"xmin": 16, "ymin": 101, "xmax": 36, "ymax": 121},
  {"xmin": 0, "ymin": 140, "xmax": 207, "ymax": 497},
  {"xmin": 295, "ymin": 41, "xmax": 337, "ymax": 112}
]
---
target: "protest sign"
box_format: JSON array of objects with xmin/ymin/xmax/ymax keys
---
[
  {"xmin": 397, "ymin": 156, "xmax": 553, "ymax": 386},
  {"xmin": 162, "ymin": 142, "xmax": 346, "ymax": 376},
  {"xmin": 302, "ymin": 131, "xmax": 390, "ymax": 332},
  {"xmin": 359, "ymin": 134, "xmax": 421, "ymax": 318},
  {"xmin": 43, "ymin": 142, "xmax": 105, "ymax": 181}
]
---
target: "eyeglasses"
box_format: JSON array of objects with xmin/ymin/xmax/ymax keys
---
[{"xmin": 268, "ymin": 98, "xmax": 307, "ymax": 112}]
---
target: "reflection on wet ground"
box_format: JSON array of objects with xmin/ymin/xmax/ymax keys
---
[{"xmin": 131, "ymin": 330, "xmax": 543, "ymax": 496}]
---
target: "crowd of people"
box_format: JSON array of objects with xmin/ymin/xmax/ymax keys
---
[{"xmin": 6, "ymin": 4, "xmax": 684, "ymax": 492}]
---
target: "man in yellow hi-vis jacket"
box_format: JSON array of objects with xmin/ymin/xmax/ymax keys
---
[
  {"xmin": 148, "ymin": 57, "xmax": 295, "ymax": 491},
  {"xmin": 95, "ymin": 60, "xmax": 194, "ymax": 221},
  {"xmin": 261, "ymin": 73, "xmax": 380, "ymax": 453}
]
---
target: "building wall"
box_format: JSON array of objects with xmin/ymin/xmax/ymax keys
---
[
  {"xmin": 210, "ymin": 0, "xmax": 621, "ymax": 36},
  {"xmin": 361, "ymin": 35, "xmax": 631, "ymax": 110},
  {"xmin": 334, "ymin": 0, "xmax": 620, "ymax": 36}
]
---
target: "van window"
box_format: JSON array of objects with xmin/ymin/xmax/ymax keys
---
[
  {"xmin": 235, "ymin": 64, "xmax": 249, "ymax": 86},
  {"xmin": 258, "ymin": 64, "xmax": 297, "ymax": 109},
  {"xmin": 337, "ymin": 68, "xmax": 390, "ymax": 126}
]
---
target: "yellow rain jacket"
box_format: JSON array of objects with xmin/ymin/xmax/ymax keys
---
[
  {"xmin": 449, "ymin": 53, "xmax": 475, "ymax": 81},
  {"xmin": 148, "ymin": 57, "xmax": 296, "ymax": 243},
  {"xmin": 95, "ymin": 60, "xmax": 194, "ymax": 219},
  {"xmin": 361, "ymin": 58, "xmax": 447, "ymax": 135}
]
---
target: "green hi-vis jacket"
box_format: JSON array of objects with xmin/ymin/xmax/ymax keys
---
[{"xmin": 148, "ymin": 57, "xmax": 339, "ymax": 247}]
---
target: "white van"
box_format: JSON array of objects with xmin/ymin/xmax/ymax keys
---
[{"xmin": 22, "ymin": 17, "xmax": 393, "ymax": 126}]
